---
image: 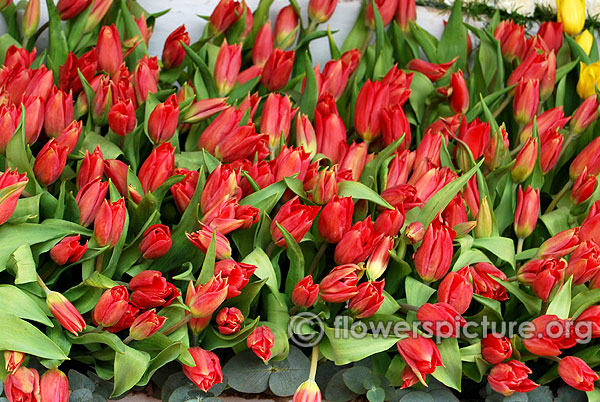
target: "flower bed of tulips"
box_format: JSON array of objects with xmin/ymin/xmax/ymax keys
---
[{"xmin": 3, "ymin": 0, "xmax": 600, "ymax": 401}]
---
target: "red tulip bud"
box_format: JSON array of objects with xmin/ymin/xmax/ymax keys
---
[
  {"xmin": 396, "ymin": 334, "xmax": 444, "ymax": 387},
  {"xmin": 44, "ymin": 88, "xmax": 73, "ymax": 138},
  {"xmin": 139, "ymin": 224, "xmax": 172, "ymax": 260},
  {"xmin": 186, "ymin": 223, "xmax": 232, "ymax": 260},
  {"xmin": 262, "ymin": 48, "xmax": 295, "ymax": 92},
  {"xmin": 513, "ymin": 79, "xmax": 539, "ymax": 125},
  {"xmin": 77, "ymin": 146, "xmax": 103, "ymax": 189},
  {"xmin": 319, "ymin": 263, "xmax": 362, "ymax": 303},
  {"xmin": 292, "ymin": 275, "xmax": 319, "ymax": 308},
  {"xmin": 334, "ymin": 217, "xmax": 376, "ymax": 265},
  {"xmin": 108, "ymin": 98, "xmax": 136, "ymax": 137},
  {"xmin": 180, "ymin": 98, "xmax": 228, "ymax": 124},
  {"xmin": 92, "ymin": 286, "xmax": 129, "ymax": 327},
  {"xmin": 5, "ymin": 367, "xmax": 40, "ymax": 402},
  {"xmin": 488, "ymin": 360, "xmax": 538, "ymax": 396},
  {"xmin": 414, "ymin": 219, "xmax": 455, "ymax": 282},
  {"xmin": 40, "ymin": 368, "xmax": 69, "ymax": 402},
  {"xmin": 558, "ymin": 356, "xmax": 599, "ymax": 392},
  {"xmin": 572, "ymin": 167, "xmax": 597, "ymax": 204},
  {"xmin": 274, "ymin": 5, "xmax": 299, "ymax": 49},
  {"xmin": 253, "ymin": 21, "xmax": 274, "ymax": 67},
  {"xmin": 271, "ymin": 196, "xmax": 320, "ymax": 248},
  {"xmin": 22, "ymin": 0, "xmax": 40, "ymax": 39},
  {"xmin": 50, "ymin": 235, "xmax": 88, "ymax": 265},
  {"xmin": 182, "ymin": 347, "xmax": 223, "ymax": 392},
  {"xmin": 33, "ymin": 138, "xmax": 68, "ymax": 187},
  {"xmin": 0, "ymin": 169, "xmax": 28, "ymax": 225},
  {"xmin": 171, "ymin": 168, "xmax": 199, "ymax": 213},
  {"xmin": 481, "ymin": 333, "xmax": 512, "ymax": 364},
  {"xmin": 133, "ymin": 56, "xmax": 159, "ymax": 105},
  {"xmin": 511, "ymin": 137, "xmax": 538, "ymax": 183},
  {"xmin": 138, "ymin": 142, "xmax": 175, "ymax": 194},
  {"xmin": 365, "ymin": 0, "xmax": 397, "ymax": 28},
  {"xmin": 416, "ymin": 302, "xmax": 466, "ymax": 337},
  {"xmin": 366, "ymin": 235, "xmax": 394, "ymax": 280},
  {"xmin": 571, "ymin": 96, "xmax": 599, "ymax": 136},
  {"xmin": 247, "ymin": 325, "xmax": 275, "ymax": 362},
  {"xmin": 148, "ymin": 94, "xmax": 179, "ymax": 144},
  {"xmin": 4, "ymin": 351, "xmax": 25, "ymax": 375},
  {"xmin": 56, "ymin": 120, "xmax": 82, "ymax": 154},
  {"xmin": 404, "ymin": 221, "xmax": 425, "ymax": 244},
  {"xmin": 396, "ymin": 0, "xmax": 416, "ymax": 32},
  {"xmin": 354, "ymin": 80, "xmax": 390, "ymax": 142},
  {"xmin": 186, "ymin": 275, "xmax": 228, "ymax": 318},
  {"xmin": 566, "ymin": 241, "xmax": 600, "ymax": 285},
  {"xmin": 438, "ymin": 266, "xmax": 472, "ymax": 314},
  {"xmin": 348, "ymin": 280, "xmax": 385, "ymax": 318},
  {"xmin": 94, "ymin": 198, "xmax": 126, "ymax": 247},
  {"xmin": 215, "ymin": 307, "xmax": 244, "ymax": 335},
  {"xmin": 96, "ymin": 24, "xmax": 123, "ymax": 74},
  {"xmin": 46, "ymin": 291, "xmax": 86, "ymax": 335},
  {"xmin": 537, "ymin": 227, "xmax": 579, "ymax": 259},
  {"xmin": 129, "ymin": 309, "xmax": 167, "ymax": 340},
  {"xmin": 162, "ymin": 25, "xmax": 189, "ymax": 69},
  {"xmin": 514, "ymin": 185, "xmax": 540, "ymax": 239},
  {"xmin": 539, "ymin": 129, "xmax": 563, "ymax": 174}
]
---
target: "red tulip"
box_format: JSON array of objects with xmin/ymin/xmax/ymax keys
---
[
  {"xmin": 261, "ymin": 93, "xmax": 297, "ymax": 152},
  {"xmin": 93, "ymin": 198, "xmax": 126, "ymax": 247},
  {"xmin": 208, "ymin": 0, "xmax": 244, "ymax": 34},
  {"xmin": 354, "ymin": 80, "xmax": 389, "ymax": 142},
  {"xmin": 365, "ymin": 0, "xmax": 397, "ymax": 28},
  {"xmin": 293, "ymin": 379, "xmax": 322, "ymax": 402},
  {"xmin": 520, "ymin": 106, "xmax": 569, "ymax": 144},
  {"xmin": 522, "ymin": 315, "xmax": 577, "ymax": 356},
  {"xmin": 309, "ymin": 0, "xmax": 337, "ymax": 23},
  {"xmin": 129, "ymin": 270, "xmax": 180, "ymax": 309},
  {"xmin": 488, "ymin": 360, "xmax": 538, "ymax": 396},
  {"xmin": 261, "ymin": 48, "xmax": 295, "ymax": 92},
  {"xmin": 96, "ymin": 24, "xmax": 122, "ymax": 74},
  {"xmin": 481, "ymin": 333, "xmax": 512, "ymax": 364},
  {"xmin": 33, "ymin": 138, "xmax": 68, "ymax": 187},
  {"xmin": 295, "ymin": 113, "xmax": 317, "ymax": 157},
  {"xmin": 318, "ymin": 196, "xmax": 354, "ymax": 243},
  {"xmin": 511, "ymin": 137, "xmax": 538, "ymax": 183},
  {"xmin": 44, "ymin": 88, "xmax": 73, "ymax": 138},
  {"xmin": 274, "ymin": 5, "xmax": 299, "ymax": 49},
  {"xmin": 414, "ymin": 218, "xmax": 455, "ymax": 282},
  {"xmin": 576, "ymin": 305, "xmax": 600, "ymax": 337},
  {"xmin": 46, "ymin": 291, "xmax": 86, "ymax": 335},
  {"xmin": 571, "ymin": 167, "xmax": 597, "ymax": 205},
  {"xmin": 539, "ymin": 129, "xmax": 563, "ymax": 174},
  {"xmin": 162, "ymin": 25, "xmax": 189, "ymax": 69},
  {"xmin": 106, "ymin": 302, "xmax": 139, "ymax": 333},
  {"xmin": 558, "ymin": 356, "xmax": 598, "ymax": 392},
  {"xmin": 471, "ymin": 262, "xmax": 508, "ymax": 301},
  {"xmin": 4, "ymin": 367, "xmax": 40, "ymax": 402},
  {"xmin": 40, "ymin": 368, "xmax": 68, "ymax": 402},
  {"xmin": 186, "ymin": 223, "xmax": 232, "ymax": 260},
  {"xmin": 484, "ymin": 125, "xmax": 510, "ymax": 170},
  {"xmin": 182, "ymin": 347, "xmax": 223, "ymax": 392},
  {"xmin": 537, "ymin": 227, "xmax": 579, "ymax": 258},
  {"xmin": 22, "ymin": 0, "xmax": 40, "ymax": 39},
  {"xmin": 571, "ymin": 95, "xmax": 599, "ymax": 136},
  {"xmin": 537, "ymin": 21, "xmax": 563, "ymax": 54},
  {"xmin": 0, "ymin": 169, "xmax": 28, "ymax": 226},
  {"xmin": 215, "ymin": 307, "xmax": 244, "ymax": 335},
  {"xmin": 395, "ymin": 0, "xmax": 416, "ymax": 32},
  {"xmin": 171, "ymin": 168, "xmax": 199, "ymax": 213},
  {"xmin": 4, "ymin": 45, "xmax": 36, "ymax": 70},
  {"xmin": 366, "ymin": 235, "xmax": 394, "ymax": 279},
  {"xmin": 494, "ymin": 21, "xmax": 526, "ymax": 61},
  {"xmin": 319, "ymin": 263, "xmax": 363, "ymax": 303},
  {"xmin": 138, "ymin": 142, "xmax": 175, "ymax": 194},
  {"xmin": 339, "ymin": 142, "xmax": 368, "ymax": 182},
  {"xmin": 92, "ymin": 285, "xmax": 129, "ymax": 327},
  {"xmin": 416, "ymin": 302, "xmax": 466, "ymax": 338},
  {"xmin": 513, "ymin": 79, "xmax": 539, "ymax": 125},
  {"xmin": 407, "ymin": 58, "xmax": 457, "ymax": 81},
  {"xmin": 247, "ymin": 326, "xmax": 275, "ymax": 362},
  {"xmin": 148, "ymin": 94, "xmax": 179, "ymax": 144},
  {"xmin": 214, "ymin": 40, "xmax": 242, "ymax": 96},
  {"xmin": 50, "ymin": 235, "xmax": 88, "ymax": 265},
  {"xmin": 133, "ymin": 56, "xmax": 159, "ymax": 105},
  {"xmin": 437, "ymin": 266, "xmax": 472, "ymax": 314},
  {"xmin": 214, "ymin": 259, "xmax": 256, "ymax": 298},
  {"xmin": 139, "ymin": 224, "xmax": 172, "ymax": 260},
  {"xmin": 348, "ymin": 280, "xmax": 385, "ymax": 318},
  {"xmin": 571, "ymin": 136, "xmax": 600, "ymax": 181},
  {"xmin": 381, "ymin": 105, "xmax": 411, "ymax": 150},
  {"xmin": 77, "ymin": 146, "xmax": 103, "ymax": 189},
  {"xmin": 59, "ymin": 50, "xmax": 97, "ymax": 95},
  {"xmin": 108, "ymin": 98, "xmax": 136, "ymax": 137},
  {"xmin": 129, "ymin": 309, "xmax": 167, "ymax": 340},
  {"xmin": 292, "ymin": 275, "xmax": 319, "ymax": 308},
  {"xmin": 271, "ymin": 196, "xmax": 320, "ymax": 248},
  {"xmin": 253, "ymin": 21, "xmax": 274, "ymax": 67},
  {"xmin": 447, "ymin": 70, "xmax": 469, "ymax": 114},
  {"xmin": 0, "ymin": 104, "xmax": 19, "ymax": 153},
  {"xmin": 385, "ymin": 150, "xmax": 414, "ymax": 189},
  {"xmin": 22, "ymin": 95, "xmax": 44, "ymax": 144},
  {"xmin": 567, "ymin": 241, "xmax": 600, "ymax": 285},
  {"xmin": 334, "ymin": 217, "xmax": 376, "ymax": 265},
  {"xmin": 4, "ymin": 351, "xmax": 25, "ymax": 375},
  {"xmin": 396, "ymin": 334, "xmax": 444, "ymax": 388},
  {"xmin": 56, "ymin": 120, "xmax": 82, "ymax": 154},
  {"xmin": 314, "ymin": 94, "xmax": 347, "ymax": 163},
  {"xmin": 514, "ymin": 186, "xmax": 539, "ymax": 239},
  {"xmin": 214, "ymin": 123, "xmax": 269, "ymax": 162}
]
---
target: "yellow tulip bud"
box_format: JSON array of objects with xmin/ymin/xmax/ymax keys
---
[
  {"xmin": 576, "ymin": 29, "xmax": 594, "ymax": 55},
  {"xmin": 557, "ymin": 0, "xmax": 586, "ymax": 36},
  {"xmin": 577, "ymin": 61, "xmax": 600, "ymax": 99}
]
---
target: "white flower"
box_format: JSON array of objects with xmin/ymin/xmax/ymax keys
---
[
  {"xmin": 587, "ymin": 0, "xmax": 600, "ymax": 18},
  {"xmin": 535, "ymin": 0, "xmax": 557, "ymax": 12},
  {"xmin": 496, "ymin": 0, "xmax": 536, "ymax": 16}
]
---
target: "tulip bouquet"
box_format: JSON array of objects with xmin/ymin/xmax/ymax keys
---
[{"xmin": 2, "ymin": 0, "xmax": 600, "ymax": 400}]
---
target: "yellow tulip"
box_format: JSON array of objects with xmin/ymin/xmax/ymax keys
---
[
  {"xmin": 577, "ymin": 61, "xmax": 600, "ymax": 99},
  {"xmin": 557, "ymin": 0, "xmax": 586, "ymax": 36},
  {"xmin": 576, "ymin": 29, "xmax": 594, "ymax": 55}
]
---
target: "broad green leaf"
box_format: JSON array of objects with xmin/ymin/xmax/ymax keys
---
[
  {"xmin": 320, "ymin": 327, "xmax": 403, "ymax": 365},
  {"xmin": 240, "ymin": 180, "xmax": 287, "ymax": 214},
  {"xmin": 570, "ymin": 288, "xmax": 600, "ymax": 317},
  {"xmin": 472, "ymin": 237, "xmax": 515, "ymax": 270},
  {"xmin": 202, "ymin": 317, "xmax": 259, "ymax": 350},
  {"xmin": 0, "ymin": 285, "xmax": 52, "ymax": 326},
  {"xmin": 67, "ymin": 331, "xmax": 126, "ymax": 353},
  {"xmin": 338, "ymin": 181, "xmax": 393, "ymax": 209},
  {"xmin": 493, "ymin": 277, "xmax": 541, "ymax": 315},
  {"xmin": 46, "ymin": 0, "xmax": 69, "ymax": 78},
  {"xmin": 112, "ymin": 345, "xmax": 150, "ymax": 397},
  {"xmin": 546, "ymin": 276, "xmax": 572, "ymax": 319},
  {"xmin": 196, "ymin": 231, "xmax": 217, "ymax": 285},
  {"xmin": 437, "ymin": 0, "xmax": 467, "ymax": 70},
  {"xmin": 0, "ymin": 312, "xmax": 67, "ymax": 360},
  {"xmin": 7, "ymin": 244, "xmax": 37, "ymax": 284},
  {"xmin": 299, "ymin": 51, "xmax": 318, "ymax": 120},
  {"xmin": 242, "ymin": 248, "xmax": 284, "ymax": 305},
  {"xmin": 278, "ymin": 224, "xmax": 305, "ymax": 297},
  {"xmin": 540, "ymin": 207, "xmax": 571, "ymax": 236},
  {"xmin": 432, "ymin": 337, "xmax": 462, "ymax": 391},
  {"xmin": 136, "ymin": 342, "xmax": 182, "ymax": 386},
  {"xmin": 81, "ymin": 132, "xmax": 123, "ymax": 160}
]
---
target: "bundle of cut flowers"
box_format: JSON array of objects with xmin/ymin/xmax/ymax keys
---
[{"xmin": 2, "ymin": 0, "xmax": 600, "ymax": 400}]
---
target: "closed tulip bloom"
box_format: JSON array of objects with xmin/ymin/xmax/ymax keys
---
[
  {"xmin": 570, "ymin": 136, "xmax": 600, "ymax": 180},
  {"xmin": 513, "ymin": 79, "xmax": 539, "ymax": 125},
  {"xmin": 214, "ymin": 123, "xmax": 269, "ymax": 162},
  {"xmin": 537, "ymin": 21, "xmax": 563, "ymax": 53},
  {"xmin": 200, "ymin": 164, "xmax": 240, "ymax": 216},
  {"xmin": 396, "ymin": 334, "xmax": 444, "ymax": 388},
  {"xmin": 162, "ymin": 25, "xmax": 190, "ymax": 69},
  {"xmin": 571, "ymin": 167, "xmax": 597, "ymax": 204},
  {"xmin": 558, "ymin": 356, "xmax": 598, "ymax": 392},
  {"xmin": 557, "ymin": 0, "xmax": 585, "ymax": 35},
  {"xmin": 108, "ymin": 98, "xmax": 136, "ymax": 137},
  {"xmin": 437, "ymin": 266, "xmax": 472, "ymax": 314},
  {"xmin": 138, "ymin": 142, "xmax": 175, "ymax": 194},
  {"xmin": 253, "ymin": 22, "xmax": 274, "ymax": 67},
  {"xmin": 75, "ymin": 178, "xmax": 108, "ymax": 227},
  {"xmin": 531, "ymin": 258, "xmax": 567, "ymax": 302},
  {"xmin": 292, "ymin": 275, "xmax": 319, "ymax": 307},
  {"xmin": 56, "ymin": 121, "xmax": 82, "ymax": 154},
  {"xmin": 339, "ymin": 142, "xmax": 369, "ymax": 181},
  {"xmin": 138, "ymin": 224, "xmax": 172, "ymax": 260},
  {"xmin": 270, "ymin": 196, "xmax": 320, "ymax": 248},
  {"xmin": 77, "ymin": 146, "xmax": 103, "ymax": 189},
  {"xmin": 539, "ymin": 129, "xmax": 563, "ymax": 174},
  {"xmin": 215, "ymin": 307, "xmax": 244, "ymax": 335},
  {"xmin": 474, "ymin": 196, "xmax": 493, "ymax": 239},
  {"xmin": 22, "ymin": 0, "xmax": 40, "ymax": 39},
  {"xmin": 481, "ymin": 333, "xmax": 512, "ymax": 364},
  {"xmin": 507, "ymin": 49, "xmax": 552, "ymax": 91},
  {"xmin": 348, "ymin": 280, "xmax": 385, "ymax": 318},
  {"xmin": 40, "ymin": 368, "xmax": 69, "ymax": 402},
  {"xmin": 484, "ymin": 125, "xmax": 509, "ymax": 170},
  {"xmin": 171, "ymin": 168, "xmax": 199, "ymax": 213},
  {"xmin": 4, "ymin": 367, "xmax": 40, "ymax": 402},
  {"xmin": 395, "ymin": 0, "xmax": 416, "ymax": 32},
  {"xmin": 319, "ymin": 264, "xmax": 362, "ymax": 303},
  {"xmin": 520, "ymin": 106, "xmax": 569, "ymax": 144},
  {"xmin": 577, "ymin": 61, "xmax": 600, "ymax": 99},
  {"xmin": 514, "ymin": 186, "xmax": 540, "ymax": 239},
  {"xmin": 576, "ymin": 305, "xmax": 600, "ymax": 337},
  {"xmin": 334, "ymin": 217, "xmax": 376, "ymax": 265},
  {"xmin": 132, "ymin": 56, "xmax": 159, "ymax": 105},
  {"xmin": 50, "ymin": 235, "xmax": 88, "ymax": 265},
  {"xmin": 247, "ymin": 326, "xmax": 275, "ymax": 362},
  {"xmin": 511, "ymin": 137, "xmax": 538, "ymax": 183},
  {"xmin": 214, "ymin": 259, "xmax": 256, "ymax": 298},
  {"xmin": 310, "ymin": 166, "xmax": 338, "ymax": 205},
  {"xmin": 380, "ymin": 105, "xmax": 411, "ymax": 150},
  {"xmin": 128, "ymin": 309, "xmax": 167, "ymax": 340},
  {"xmin": 471, "ymin": 262, "xmax": 508, "ymax": 301},
  {"xmin": 186, "ymin": 223, "xmax": 232, "ymax": 260},
  {"xmin": 318, "ymin": 196, "xmax": 354, "ymax": 243},
  {"xmin": 96, "ymin": 24, "xmax": 122, "ymax": 74},
  {"xmin": 148, "ymin": 94, "xmax": 179, "ymax": 144},
  {"xmin": 83, "ymin": 0, "xmax": 113, "ymax": 33},
  {"xmin": 537, "ymin": 227, "xmax": 579, "ymax": 258},
  {"xmin": 365, "ymin": 0, "xmax": 397, "ymax": 28},
  {"xmin": 214, "ymin": 40, "xmax": 242, "ymax": 96},
  {"xmin": 576, "ymin": 29, "xmax": 594, "ymax": 55},
  {"xmin": 33, "ymin": 139, "xmax": 68, "ymax": 187},
  {"xmin": 366, "ymin": 235, "xmax": 394, "ymax": 280},
  {"xmin": 44, "ymin": 88, "xmax": 73, "ymax": 138},
  {"xmin": 274, "ymin": 145, "xmax": 310, "ymax": 183},
  {"xmin": 522, "ymin": 315, "xmax": 577, "ymax": 356},
  {"xmin": 94, "ymin": 198, "xmax": 126, "ymax": 247},
  {"xmin": 566, "ymin": 241, "xmax": 600, "ymax": 285},
  {"xmin": 354, "ymin": 80, "xmax": 389, "ymax": 142},
  {"xmin": 295, "ymin": 113, "xmax": 317, "ymax": 157},
  {"xmin": 182, "ymin": 347, "xmax": 223, "ymax": 392},
  {"xmin": 488, "ymin": 360, "xmax": 538, "ymax": 396},
  {"xmin": 46, "ymin": 291, "xmax": 86, "ymax": 334},
  {"xmin": 129, "ymin": 270, "xmax": 180, "ymax": 308},
  {"xmin": 374, "ymin": 207, "xmax": 404, "ymax": 237},
  {"xmin": 92, "ymin": 286, "xmax": 129, "ymax": 327},
  {"xmin": 448, "ymin": 70, "xmax": 469, "ymax": 114},
  {"xmin": 404, "ymin": 221, "xmax": 425, "ymax": 244},
  {"xmin": 314, "ymin": 94, "xmax": 347, "ymax": 163},
  {"xmin": 261, "ymin": 48, "xmax": 295, "ymax": 91},
  {"xmin": 4, "ymin": 351, "xmax": 25, "ymax": 375},
  {"xmin": 309, "ymin": 0, "xmax": 337, "ymax": 23},
  {"xmin": 0, "ymin": 104, "xmax": 19, "ymax": 153},
  {"xmin": 22, "ymin": 95, "xmax": 44, "ymax": 144},
  {"xmin": 59, "ymin": 50, "xmax": 97, "ymax": 95},
  {"xmin": 414, "ymin": 219, "xmax": 454, "ymax": 282},
  {"xmin": 293, "ymin": 379, "xmax": 321, "ymax": 402},
  {"xmin": 407, "ymin": 57, "xmax": 456, "ymax": 81},
  {"xmin": 571, "ymin": 95, "xmax": 599, "ymax": 136},
  {"xmin": 0, "ymin": 169, "xmax": 28, "ymax": 226},
  {"xmin": 261, "ymin": 93, "xmax": 297, "ymax": 152},
  {"xmin": 417, "ymin": 302, "xmax": 466, "ymax": 338},
  {"xmin": 274, "ymin": 5, "xmax": 299, "ymax": 49},
  {"xmin": 494, "ymin": 20, "xmax": 526, "ymax": 62}
]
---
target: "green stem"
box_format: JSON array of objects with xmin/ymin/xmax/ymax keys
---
[
  {"xmin": 308, "ymin": 345, "xmax": 319, "ymax": 381},
  {"xmin": 95, "ymin": 253, "xmax": 104, "ymax": 273},
  {"xmin": 308, "ymin": 242, "xmax": 328, "ymax": 277},
  {"xmin": 123, "ymin": 335, "xmax": 133, "ymax": 344},
  {"xmin": 557, "ymin": 132, "xmax": 575, "ymax": 164},
  {"xmin": 544, "ymin": 180, "xmax": 572, "ymax": 214},
  {"xmin": 36, "ymin": 274, "xmax": 51, "ymax": 295},
  {"xmin": 398, "ymin": 302, "xmax": 418, "ymax": 312},
  {"xmin": 305, "ymin": 19, "xmax": 318, "ymax": 37},
  {"xmin": 516, "ymin": 238, "xmax": 524, "ymax": 255},
  {"xmin": 360, "ymin": 30, "xmax": 374, "ymax": 55},
  {"xmin": 492, "ymin": 95, "xmax": 513, "ymax": 119},
  {"xmin": 265, "ymin": 241, "xmax": 275, "ymax": 258}
]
